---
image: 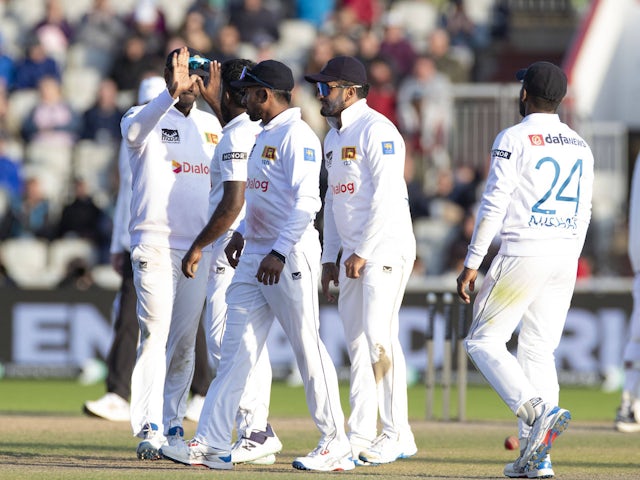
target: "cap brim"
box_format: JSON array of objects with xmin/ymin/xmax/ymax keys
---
[
  {"xmin": 229, "ymin": 79, "xmax": 262, "ymax": 88},
  {"xmin": 190, "ymin": 68, "xmax": 209, "ymax": 78},
  {"xmin": 304, "ymin": 73, "xmax": 339, "ymax": 83},
  {"xmin": 515, "ymin": 68, "xmax": 527, "ymax": 81}
]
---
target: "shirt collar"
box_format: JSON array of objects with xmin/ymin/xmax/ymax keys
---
[
  {"xmin": 262, "ymin": 107, "xmax": 301, "ymax": 131},
  {"xmin": 327, "ymin": 99, "xmax": 368, "ymax": 131},
  {"xmin": 521, "ymin": 112, "xmax": 560, "ymax": 124}
]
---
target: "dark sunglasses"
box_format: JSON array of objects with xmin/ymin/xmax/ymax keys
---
[
  {"xmin": 316, "ymin": 82, "xmax": 362, "ymax": 97},
  {"xmin": 239, "ymin": 66, "xmax": 275, "ymax": 90}
]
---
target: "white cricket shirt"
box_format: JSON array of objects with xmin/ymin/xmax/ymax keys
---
[
  {"xmin": 321, "ymin": 99, "xmax": 416, "ymax": 265},
  {"xmin": 122, "ymin": 89, "xmax": 222, "ymax": 251},
  {"xmin": 629, "ymin": 154, "xmax": 640, "ymax": 273},
  {"xmin": 465, "ymin": 113, "xmax": 594, "ymax": 270},
  {"xmin": 241, "ymin": 107, "xmax": 322, "ymax": 256},
  {"xmin": 208, "ymin": 112, "xmax": 261, "ymax": 232}
]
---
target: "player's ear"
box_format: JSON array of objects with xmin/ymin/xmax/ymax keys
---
[{"xmin": 257, "ymin": 88, "xmax": 268, "ymax": 103}]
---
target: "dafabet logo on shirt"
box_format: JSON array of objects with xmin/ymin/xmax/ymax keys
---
[{"xmin": 528, "ymin": 134, "xmax": 545, "ymax": 146}]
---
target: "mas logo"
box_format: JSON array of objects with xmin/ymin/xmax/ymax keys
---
[
  {"xmin": 529, "ymin": 134, "xmax": 545, "ymax": 146},
  {"xmin": 162, "ymin": 129, "xmax": 180, "ymax": 143}
]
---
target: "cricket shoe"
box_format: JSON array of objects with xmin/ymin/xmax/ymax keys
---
[
  {"xmin": 349, "ymin": 435, "xmax": 374, "ymax": 466},
  {"xmin": 162, "ymin": 438, "xmax": 232, "ymax": 470},
  {"xmin": 185, "ymin": 394, "xmax": 205, "ymax": 422},
  {"xmin": 398, "ymin": 432, "xmax": 418, "ymax": 459},
  {"xmin": 231, "ymin": 423, "xmax": 282, "ymax": 464},
  {"xmin": 614, "ymin": 406, "xmax": 640, "ymax": 433},
  {"xmin": 136, "ymin": 423, "xmax": 165, "ymax": 460},
  {"xmin": 358, "ymin": 433, "xmax": 403, "ymax": 465},
  {"xmin": 292, "ymin": 441, "xmax": 355, "ymax": 471},
  {"xmin": 521, "ymin": 405, "xmax": 570, "ymax": 470},
  {"xmin": 504, "ymin": 453, "xmax": 554, "ymax": 478},
  {"xmin": 83, "ymin": 393, "xmax": 130, "ymax": 422}
]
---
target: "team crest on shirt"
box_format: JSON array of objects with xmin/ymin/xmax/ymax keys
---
[
  {"xmin": 162, "ymin": 129, "xmax": 180, "ymax": 143},
  {"xmin": 325, "ymin": 150, "xmax": 333, "ymax": 168},
  {"xmin": 342, "ymin": 146, "xmax": 356, "ymax": 165},
  {"xmin": 304, "ymin": 148, "xmax": 316, "ymax": 162},
  {"xmin": 204, "ymin": 132, "xmax": 219, "ymax": 144},
  {"xmin": 528, "ymin": 134, "xmax": 545, "ymax": 146},
  {"xmin": 382, "ymin": 141, "xmax": 395, "ymax": 154},
  {"xmin": 262, "ymin": 146, "xmax": 277, "ymax": 164}
]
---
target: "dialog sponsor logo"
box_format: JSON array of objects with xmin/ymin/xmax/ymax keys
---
[
  {"xmin": 331, "ymin": 182, "xmax": 355, "ymax": 195},
  {"xmin": 247, "ymin": 178, "xmax": 269, "ymax": 192},
  {"xmin": 172, "ymin": 160, "xmax": 209, "ymax": 174}
]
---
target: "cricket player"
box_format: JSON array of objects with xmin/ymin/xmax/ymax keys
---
[
  {"xmin": 615, "ymin": 152, "xmax": 640, "ymax": 433},
  {"xmin": 161, "ymin": 59, "xmax": 353, "ymax": 472},
  {"xmin": 123, "ymin": 46, "xmax": 221, "ymax": 460},
  {"xmin": 305, "ymin": 55, "xmax": 417, "ymax": 466},
  {"xmin": 456, "ymin": 61, "xmax": 594, "ymax": 477},
  {"xmin": 179, "ymin": 58, "xmax": 281, "ymax": 464}
]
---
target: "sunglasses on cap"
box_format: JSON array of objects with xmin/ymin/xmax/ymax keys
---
[
  {"xmin": 239, "ymin": 65, "xmax": 276, "ymax": 90},
  {"xmin": 316, "ymin": 82, "xmax": 362, "ymax": 97},
  {"xmin": 188, "ymin": 56, "xmax": 210, "ymax": 71}
]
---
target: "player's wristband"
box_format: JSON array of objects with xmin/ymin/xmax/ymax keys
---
[{"xmin": 269, "ymin": 249, "xmax": 285, "ymax": 264}]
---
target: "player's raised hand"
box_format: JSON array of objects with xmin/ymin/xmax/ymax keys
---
[
  {"xmin": 197, "ymin": 60, "xmax": 221, "ymax": 104},
  {"xmin": 321, "ymin": 262, "xmax": 339, "ymax": 302},
  {"xmin": 456, "ymin": 266, "xmax": 477, "ymax": 304},
  {"xmin": 225, "ymin": 231, "xmax": 244, "ymax": 268},
  {"xmin": 182, "ymin": 245, "xmax": 202, "ymax": 278},
  {"xmin": 168, "ymin": 46, "xmax": 194, "ymax": 99}
]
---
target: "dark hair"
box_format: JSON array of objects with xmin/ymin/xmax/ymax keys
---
[
  {"xmin": 528, "ymin": 95, "xmax": 560, "ymax": 112},
  {"xmin": 271, "ymin": 89, "xmax": 292, "ymax": 104},
  {"xmin": 222, "ymin": 58, "xmax": 255, "ymax": 107}
]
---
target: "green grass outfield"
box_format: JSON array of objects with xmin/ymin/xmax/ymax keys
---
[{"xmin": 0, "ymin": 379, "xmax": 639, "ymax": 479}]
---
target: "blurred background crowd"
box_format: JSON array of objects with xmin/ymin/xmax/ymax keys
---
[{"xmin": 0, "ymin": 0, "xmax": 615, "ymax": 290}]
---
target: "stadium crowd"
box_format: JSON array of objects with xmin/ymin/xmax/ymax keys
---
[{"xmin": 0, "ymin": 0, "xmax": 603, "ymax": 288}]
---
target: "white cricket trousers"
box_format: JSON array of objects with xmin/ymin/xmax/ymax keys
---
[
  {"xmin": 622, "ymin": 273, "xmax": 640, "ymax": 395},
  {"xmin": 465, "ymin": 254, "xmax": 578, "ymax": 437},
  {"xmin": 338, "ymin": 258, "xmax": 414, "ymax": 444},
  {"xmin": 129, "ymin": 244, "xmax": 211, "ymax": 437},
  {"xmin": 196, "ymin": 247, "xmax": 348, "ymax": 451},
  {"xmin": 204, "ymin": 233, "xmax": 272, "ymax": 435}
]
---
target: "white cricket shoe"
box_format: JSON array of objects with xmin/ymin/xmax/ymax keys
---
[
  {"xmin": 231, "ymin": 424, "xmax": 283, "ymax": 464},
  {"xmin": 398, "ymin": 431, "xmax": 418, "ymax": 459},
  {"xmin": 83, "ymin": 393, "xmax": 130, "ymax": 422},
  {"xmin": 614, "ymin": 405, "xmax": 640, "ymax": 433},
  {"xmin": 136, "ymin": 423, "xmax": 165, "ymax": 461},
  {"xmin": 185, "ymin": 394, "xmax": 205, "ymax": 422},
  {"xmin": 505, "ymin": 453, "xmax": 554, "ymax": 478},
  {"xmin": 349, "ymin": 435, "xmax": 374, "ymax": 466},
  {"xmin": 162, "ymin": 438, "xmax": 232, "ymax": 470},
  {"xmin": 521, "ymin": 404, "xmax": 570, "ymax": 470},
  {"xmin": 358, "ymin": 433, "xmax": 403, "ymax": 465},
  {"xmin": 292, "ymin": 441, "xmax": 355, "ymax": 471}
]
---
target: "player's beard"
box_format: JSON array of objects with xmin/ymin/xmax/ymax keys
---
[{"xmin": 320, "ymin": 95, "xmax": 347, "ymax": 118}]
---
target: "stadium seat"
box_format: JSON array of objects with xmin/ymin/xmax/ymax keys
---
[
  {"xmin": 73, "ymin": 139, "xmax": 117, "ymax": 206},
  {"xmin": 48, "ymin": 237, "xmax": 99, "ymax": 284},
  {"xmin": 0, "ymin": 237, "xmax": 57, "ymax": 288},
  {"xmin": 6, "ymin": 89, "xmax": 39, "ymax": 137},
  {"xmin": 62, "ymin": 67, "xmax": 102, "ymax": 112}
]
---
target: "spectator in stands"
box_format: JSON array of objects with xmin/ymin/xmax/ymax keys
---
[
  {"xmin": 80, "ymin": 77, "xmax": 123, "ymax": 145},
  {"xmin": 341, "ymin": 0, "xmax": 382, "ymax": 28},
  {"xmin": 397, "ymin": 54, "xmax": 453, "ymax": 167},
  {"xmin": 296, "ymin": 0, "xmax": 334, "ymax": 28},
  {"xmin": 7, "ymin": 175, "xmax": 52, "ymax": 239},
  {"xmin": 427, "ymin": 27, "xmax": 472, "ymax": 83},
  {"xmin": 20, "ymin": 75, "xmax": 80, "ymax": 148},
  {"xmin": 228, "ymin": 0, "xmax": 281, "ymax": 45},
  {"xmin": 31, "ymin": 0, "xmax": 74, "ymax": 68},
  {"xmin": 109, "ymin": 34, "xmax": 160, "ymax": 93},
  {"xmin": 74, "ymin": 0, "xmax": 128, "ymax": 74},
  {"xmin": 56, "ymin": 177, "xmax": 110, "ymax": 261},
  {"xmin": 0, "ymin": 33, "xmax": 15, "ymax": 90},
  {"xmin": 378, "ymin": 12, "xmax": 417, "ymax": 82},
  {"xmin": 356, "ymin": 28, "xmax": 382, "ymax": 66},
  {"xmin": 12, "ymin": 37, "xmax": 61, "ymax": 91},
  {"xmin": 177, "ymin": 10, "xmax": 214, "ymax": 58},
  {"xmin": 187, "ymin": 0, "xmax": 227, "ymax": 39},
  {"xmin": 0, "ymin": 131, "xmax": 23, "ymax": 204},
  {"xmin": 365, "ymin": 56, "xmax": 398, "ymax": 125},
  {"xmin": 438, "ymin": 0, "xmax": 477, "ymax": 51},
  {"xmin": 124, "ymin": 0, "xmax": 169, "ymax": 58},
  {"xmin": 208, "ymin": 24, "xmax": 242, "ymax": 63},
  {"xmin": 0, "ymin": 83, "xmax": 9, "ymax": 132}
]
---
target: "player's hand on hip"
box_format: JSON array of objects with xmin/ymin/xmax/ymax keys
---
[
  {"xmin": 168, "ymin": 46, "xmax": 195, "ymax": 98},
  {"xmin": 344, "ymin": 253, "xmax": 366, "ymax": 279},
  {"xmin": 321, "ymin": 262, "xmax": 339, "ymax": 302},
  {"xmin": 225, "ymin": 231, "xmax": 244, "ymax": 268},
  {"xmin": 456, "ymin": 267, "xmax": 478, "ymax": 304},
  {"xmin": 256, "ymin": 254, "xmax": 284, "ymax": 285},
  {"xmin": 182, "ymin": 246, "xmax": 202, "ymax": 278}
]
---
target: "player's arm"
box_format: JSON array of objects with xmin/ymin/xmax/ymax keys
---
[{"xmin": 182, "ymin": 180, "xmax": 245, "ymax": 278}]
